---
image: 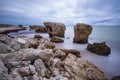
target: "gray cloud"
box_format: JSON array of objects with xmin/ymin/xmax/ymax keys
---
[{"xmin": 0, "ymin": 0, "xmax": 120, "ymax": 26}]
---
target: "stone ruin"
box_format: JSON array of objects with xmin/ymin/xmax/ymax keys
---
[{"xmin": 44, "ymin": 22, "xmax": 66, "ymax": 37}]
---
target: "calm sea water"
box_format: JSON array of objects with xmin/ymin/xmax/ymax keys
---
[{"xmin": 9, "ymin": 26, "xmax": 120, "ymax": 79}]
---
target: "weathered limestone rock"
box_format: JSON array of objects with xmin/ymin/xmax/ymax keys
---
[
  {"xmin": 0, "ymin": 34, "xmax": 12, "ymax": 44},
  {"xmin": 0, "ymin": 42, "xmax": 11, "ymax": 54},
  {"xmin": 0, "ymin": 34, "xmax": 107, "ymax": 80},
  {"xmin": 73, "ymin": 23, "xmax": 93, "ymax": 43},
  {"xmin": 19, "ymin": 66, "xmax": 30, "ymax": 76},
  {"xmin": 2, "ymin": 48, "xmax": 53, "ymax": 66},
  {"xmin": 38, "ymin": 38, "xmax": 55, "ymax": 49},
  {"xmin": 63, "ymin": 54, "xmax": 107, "ymax": 80},
  {"xmin": 0, "ymin": 59, "xmax": 9, "ymax": 80},
  {"xmin": 50, "ymin": 37, "xmax": 64, "ymax": 43},
  {"xmin": 87, "ymin": 42, "xmax": 111, "ymax": 55},
  {"xmin": 34, "ymin": 59, "xmax": 47, "ymax": 77},
  {"xmin": 44, "ymin": 22, "xmax": 66, "ymax": 37}
]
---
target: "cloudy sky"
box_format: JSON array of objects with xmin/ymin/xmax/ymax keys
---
[{"xmin": 0, "ymin": 0, "xmax": 120, "ymax": 26}]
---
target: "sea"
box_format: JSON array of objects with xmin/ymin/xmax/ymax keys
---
[{"xmin": 9, "ymin": 26, "xmax": 120, "ymax": 79}]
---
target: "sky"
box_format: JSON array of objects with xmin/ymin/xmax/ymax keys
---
[{"xmin": 0, "ymin": 0, "xmax": 120, "ymax": 26}]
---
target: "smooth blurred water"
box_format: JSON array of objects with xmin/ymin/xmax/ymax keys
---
[{"xmin": 9, "ymin": 26, "xmax": 120, "ymax": 79}]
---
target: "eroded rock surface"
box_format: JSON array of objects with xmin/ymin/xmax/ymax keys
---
[
  {"xmin": 44, "ymin": 22, "xmax": 66, "ymax": 37},
  {"xmin": 73, "ymin": 23, "xmax": 93, "ymax": 43},
  {"xmin": 0, "ymin": 34, "xmax": 107, "ymax": 80}
]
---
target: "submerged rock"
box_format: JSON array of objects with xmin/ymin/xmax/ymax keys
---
[
  {"xmin": 73, "ymin": 23, "xmax": 93, "ymax": 43},
  {"xmin": 50, "ymin": 37, "xmax": 64, "ymax": 43},
  {"xmin": 44, "ymin": 22, "xmax": 66, "ymax": 37},
  {"xmin": 87, "ymin": 42, "xmax": 111, "ymax": 55}
]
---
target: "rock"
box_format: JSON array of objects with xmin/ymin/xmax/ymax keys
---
[
  {"xmin": 0, "ymin": 34, "xmax": 12, "ymax": 44},
  {"xmin": 61, "ymin": 49, "xmax": 81, "ymax": 58},
  {"xmin": 44, "ymin": 22, "xmax": 66, "ymax": 37},
  {"xmin": 87, "ymin": 42, "xmax": 111, "ymax": 55},
  {"xmin": 63, "ymin": 54, "xmax": 107, "ymax": 80},
  {"xmin": 19, "ymin": 66, "xmax": 30, "ymax": 76},
  {"xmin": 0, "ymin": 42, "xmax": 11, "ymax": 54},
  {"xmin": 34, "ymin": 59, "xmax": 47, "ymax": 77},
  {"xmin": 17, "ymin": 38, "xmax": 27, "ymax": 44},
  {"xmin": 111, "ymin": 76, "xmax": 120, "ymax": 80},
  {"xmin": 8, "ymin": 61, "xmax": 31, "ymax": 68},
  {"xmin": 38, "ymin": 38, "xmax": 55, "ymax": 49},
  {"xmin": 0, "ymin": 26, "xmax": 25, "ymax": 34},
  {"xmin": 29, "ymin": 65, "xmax": 36, "ymax": 74},
  {"xmin": 0, "ymin": 59, "xmax": 9, "ymax": 79},
  {"xmin": 0, "ymin": 34, "xmax": 21, "ymax": 53},
  {"xmin": 50, "ymin": 37, "xmax": 64, "ymax": 43},
  {"xmin": 73, "ymin": 23, "xmax": 93, "ymax": 43},
  {"xmin": 34, "ymin": 35, "xmax": 42, "ymax": 39},
  {"xmin": 2, "ymin": 48, "xmax": 53, "ymax": 67},
  {"xmin": 29, "ymin": 25, "xmax": 47, "ymax": 33}
]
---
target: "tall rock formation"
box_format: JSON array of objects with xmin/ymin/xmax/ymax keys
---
[
  {"xmin": 44, "ymin": 22, "xmax": 66, "ymax": 37},
  {"xmin": 73, "ymin": 23, "xmax": 93, "ymax": 43}
]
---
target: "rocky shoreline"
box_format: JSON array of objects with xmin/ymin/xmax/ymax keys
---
[
  {"xmin": 0, "ymin": 34, "xmax": 107, "ymax": 80},
  {"xmin": 0, "ymin": 24, "xmax": 26, "ymax": 34}
]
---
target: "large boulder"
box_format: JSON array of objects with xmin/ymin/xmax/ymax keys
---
[
  {"xmin": 87, "ymin": 42, "xmax": 111, "ymax": 55},
  {"xmin": 44, "ymin": 22, "xmax": 66, "ymax": 37},
  {"xmin": 73, "ymin": 23, "xmax": 93, "ymax": 43},
  {"xmin": 63, "ymin": 54, "xmax": 107, "ymax": 80}
]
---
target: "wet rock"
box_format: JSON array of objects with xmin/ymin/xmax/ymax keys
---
[
  {"xmin": 111, "ymin": 76, "xmax": 120, "ymax": 80},
  {"xmin": 73, "ymin": 23, "xmax": 93, "ymax": 43},
  {"xmin": 44, "ymin": 22, "xmax": 66, "ymax": 37},
  {"xmin": 87, "ymin": 42, "xmax": 111, "ymax": 55},
  {"xmin": 50, "ymin": 37, "xmax": 64, "ymax": 43},
  {"xmin": 34, "ymin": 34, "xmax": 42, "ymax": 39},
  {"xmin": 61, "ymin": 49, "xmax": 81, "ymax": 57},
  {"xmin": 63, "ymin": 54, "xmax": 107, "ymax": 80}
]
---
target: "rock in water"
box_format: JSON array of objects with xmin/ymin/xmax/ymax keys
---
[
  {"xmin": 29, "ymin": 25, "xmax": 47, "ymax": 33},
  {"xmin": 44, "ymin": 22, "xmax": 66, "ymax": 37},
  {"xmin": 50, "ymin": 37, "xmax": 64, "ymax": 43},
  {"xmin": 73, "ymin": 23, "xmax": 93, "ymax": 43},
  {"xmin": 87, "ymin": 42, "xmax": 111, "ymax": 55}
]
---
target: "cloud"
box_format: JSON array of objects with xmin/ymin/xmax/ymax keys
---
[{"xmin": 0, "ymin": 0, "xmax": 120, "ymax": 26}]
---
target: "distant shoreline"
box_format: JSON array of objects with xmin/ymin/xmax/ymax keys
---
[{"xmin": 0, "ymin": 26, "xmax": 25, "ymax": 34}]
